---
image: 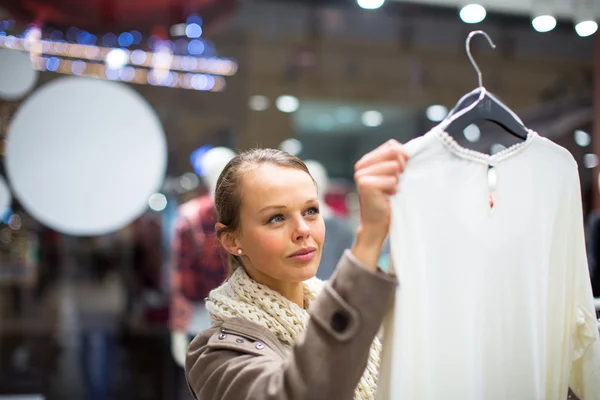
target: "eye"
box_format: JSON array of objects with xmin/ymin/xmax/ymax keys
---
[
  {"xmin": 268, "ymin": 214, "xmax": 284, "ymax": 224},
  {"xmin": 304, "ymin": 207, "xmax": 319, "ymax": 216}
]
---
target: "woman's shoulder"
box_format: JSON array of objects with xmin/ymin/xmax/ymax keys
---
[
  {"xmin": 188, "ymin": 317, "xmax": 286, "ymax": 361},
  {"xmin": 185, "ymin": 318, "xmax": 288, "ymax": 400}
]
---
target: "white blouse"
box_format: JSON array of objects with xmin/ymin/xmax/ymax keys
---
[{"xmin": 377, "ymin": 128, "xmax": 600, "ymax": 400}]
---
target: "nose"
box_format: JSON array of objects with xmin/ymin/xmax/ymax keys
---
[{"xmin": 292, "ymin": 217, "xmax": 311, "ymax": 242}]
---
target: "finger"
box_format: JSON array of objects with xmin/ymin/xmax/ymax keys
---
[
  {"xmin": 355, "ymin": 141, "xmax": 406, "ymax": 171},
  {"xmin": 390, "ymin": 141, "xmax": 410, "ymax": 165},
  {"xmin": 397, "ymin": 150, "xmax": 408, "ymax": 171},
  {"xmin": 355, "ymin": 146, "xmax": 393, "ymax": 171},
  {"xmin": 356, "ymin": 175, "xmax": 399, "ymax": 196},
  {"xmin": 354, "ymin": 160, "xmax": 403, "ymax": 179},
  {"xmin": 387, "ymin": 139, "xmax": 410, "ymax": 161},
  {"xmin": 357, "ymin": 149, "xmax": 407, "ymax": 176}
]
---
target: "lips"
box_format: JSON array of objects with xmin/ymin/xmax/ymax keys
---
[{"xmin": 288, "ymin": 247, "xmax": 316, "ymax": 258}]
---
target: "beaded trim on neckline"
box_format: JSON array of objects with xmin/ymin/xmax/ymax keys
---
[{"xmin": 429, "ymin": 128, "xmax": 538, "ymax": 166}]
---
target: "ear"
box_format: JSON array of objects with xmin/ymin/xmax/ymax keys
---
[{"xmin": 215, "ymin": 222, "xmax": 239, "ymax": 256}]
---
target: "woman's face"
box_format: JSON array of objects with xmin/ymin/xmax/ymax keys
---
[{"xmin": 231, "ymin": 164, "xmax": 325, "ymax": 284}]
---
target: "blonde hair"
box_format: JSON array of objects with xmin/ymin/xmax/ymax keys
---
[{"xmin": 214, "ymin": 148, "xmax": 315, "ymax": 276}]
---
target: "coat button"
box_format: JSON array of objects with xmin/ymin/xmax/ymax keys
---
[
  {"xmin": 255, "ymin": 342, "xmax": 265, "ymax": 350},
  {"xmin": 236, "ymin": 338, "xmax": 244, "ymax": 344},
  {"xmin": 218, "ymin": 334, "xmax": 227, "ymax": 340},
  {"xmin": 331, "ymin": 310, "xmax": 350, "ymax": 333}
]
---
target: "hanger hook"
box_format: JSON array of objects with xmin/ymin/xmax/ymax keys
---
[{"xmin": 466, "ymin": 30, "xmax": 496, "ymax": 89}]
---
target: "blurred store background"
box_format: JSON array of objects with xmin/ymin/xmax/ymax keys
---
[{"xmin": 0, "ymin": 0, "xmax": 598, "ymax": 399}]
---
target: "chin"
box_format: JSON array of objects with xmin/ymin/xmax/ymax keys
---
[{"xmin": 287, "ymin": 259, "xmax": 320, "ymax": 282}]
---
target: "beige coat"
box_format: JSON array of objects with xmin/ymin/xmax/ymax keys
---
[{"xmin": 185, "ymin": 251, "xmax": 398, "ymax": 400}]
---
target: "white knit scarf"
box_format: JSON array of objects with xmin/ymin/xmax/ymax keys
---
[{"xmin": 206, "ymin": 266, "xmax": 381, "ymax": 400}]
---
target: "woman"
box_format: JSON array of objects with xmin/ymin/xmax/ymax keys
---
[{"xmin": 186, "ymin": 140, "xmax": 408, "ymax": 400}]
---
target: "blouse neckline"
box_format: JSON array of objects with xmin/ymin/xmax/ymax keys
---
[{"xmin": 429, "ymin": 128, "xmax": 538, "ymax": 166}]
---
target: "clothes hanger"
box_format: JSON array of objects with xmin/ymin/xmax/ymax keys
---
[{"xmin": 440, "ymin": 30, "xmax": 530, "ymax": 141}]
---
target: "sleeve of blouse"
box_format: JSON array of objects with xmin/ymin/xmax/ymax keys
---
[
  {"xmin": 185, "ymin": 250, "xmax": 397, "ymax": 400},
  {"xmin": 567, "ymin": 169, "xmax": 600, "ymax": 400}
]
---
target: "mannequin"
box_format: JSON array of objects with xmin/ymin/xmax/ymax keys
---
[
  {"xmin": 171, "ymin": 146, "xmax": 235, "ymax": 368},
  {"xmin": 304, "ymin": 160, "xmax": 354, "ymax": 280}
]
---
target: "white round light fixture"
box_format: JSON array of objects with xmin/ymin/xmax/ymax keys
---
[
  {"xmin": 105, "ymin": 48, "xmax": 129, "ymax": 70},
  {"xmin": 5, "ymin": 77, "xmax": 167, "ymax": 236},
  {"xmin": 185, "ymin": 23, "xmax": 203, "ymax": 39},
  {"xmin": 532, "ymin": 15, "xmax": 557, "ymax": 33},
  {"xmin": 170, "ymin": 23, "xmax": 187, "ymax": 37},
  {"xmin": 130, "ymin": 49, "xmax": 147, "ymax": 65},
  {"xmin": 8, "ymin": 214, "xmax": 21, "ymax": 230},
  {"xmin": 180, "ymin": 172, "xmax": 200, "ymax": 191},
  {"xmin": 357, "ymin": 0, "xmax": 385, "ymax": 10},
  {"xmin": 279, "ymin": 138, "xmax": 303, "ymax": 156},
  {"xmin": 463, "ymin": 124, "xmax": 481, "ymax": 143},
  {"xmin": 200, "ymin": 147, "xmax": 236, "ymax": 181},
  {"xmin": 491, "ymin": 144, "xmax": 506, "ymax": 155},
  {"xmin": 460, "ymin": 4, "xmax": 487, "ymax": 24},
  {"xmin": 426, "ymin": 105, "xmax": 448, "ymax": 122},
  {"xmin": 585, "ymin": 153, "xmax": 599, "ymax": 169},
  {"xmin": 575, "ymin": 20, "xmax": 598, "ymax": 37},
  {"xmin": 0, "ymin": 49, "xmax": 39, "ymax": 100},
  {"xmin": 249, "ymin": 95, "xmax": 269, "ymax": 111},
  {"xmin": 276, "ymin": 95, "xmax": 300, "ymax": 113},
  {"xmin": 361, "ymin": 110, "xmax": 383, "ymax": 127},
  {"xmin": 148, "ymin": 193, "xmax": 168, "ymax": 212},
  {"xmin": 574, "ymin": 130, "xmax": 591, "ymax": 147}
]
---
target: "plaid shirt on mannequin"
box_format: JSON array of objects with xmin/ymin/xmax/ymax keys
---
[{"xmin": 170, "ymin": 195, "xmax": 228, "ymax": 332}]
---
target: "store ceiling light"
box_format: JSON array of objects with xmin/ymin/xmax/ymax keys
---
[
  {"xmin": 361, "ymin": 110, "xmax": 383, "ymax": 127},
  {"xmin": 584, "ymin": 153, "xmax": 599, "ymax": 169},
  {"xmin": 460, "ymin": 4, "xmax": 486, "ymax": 24},
  {"xmin": 574, "ymin": 129, "xmax": 591, "ymax": 147},
  {"xmin": 185, "ymin": 23, "xmax": 203, "ymax": 39},
  {"xmin": 575, "ymin": 20, "xmax": 598, "ymax": 37},
  {"xmin": 105, "ymin": 48, "xmax": 129, "ymax": 69},
  {"xmin": 491, "ymin": 144, "xmax": 506, "ymax": 155},
  {"xmin": 463, "ymin": 124, "xmax": 481, "ymax": 143},
  {"xmin": 148, "ymin": 193, "xmax": 168, "ymax": 212},
  {"xmin": 249, "ymin": 95, "xmax": 269, "ymax": 111},
  {"xmin": 532, "ymin": 15, "xmax": 557, "ymax": 33},
  {"xmin": 426, "ymin": 105, "xmax": 448, "ymax": 122},
  {"xmin": 279, "ymin": 138, "xmax": 303, "ymax": 156},
  {"xmin": 276, "ymin": 95, "xmax": 300, "ymax": 113},
  {"xmin": 357, "ymin": 0, "xmax": 385, "ymax": 10},
  {"xmin": 170, "ymin": 23, "xmax": 186, "ymax": 37}
]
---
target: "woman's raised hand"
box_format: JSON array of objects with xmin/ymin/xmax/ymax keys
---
[{"xmin": 352, "ymin": 139, "xmax": 409, "ymax": 269}]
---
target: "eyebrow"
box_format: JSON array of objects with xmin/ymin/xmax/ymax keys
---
[{"xmin": 258, "ymin": 198, "xmax": 318, "ymax": 214}]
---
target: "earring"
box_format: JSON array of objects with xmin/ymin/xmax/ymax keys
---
[{"xmin": 237, "ymin": 249, "xmax": 243, "ymax": 255}]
